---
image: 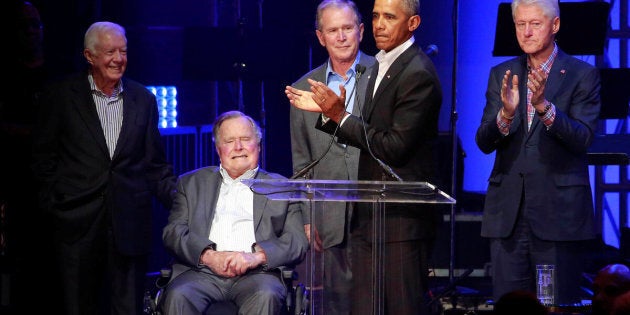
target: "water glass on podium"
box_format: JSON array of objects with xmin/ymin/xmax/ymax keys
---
[{"xmin": 536, "ymin": 264, "xmax": 555, "ymax": 306}]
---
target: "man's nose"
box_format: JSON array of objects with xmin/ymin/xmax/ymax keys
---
[
  {"xmin": 113, "ymin": 50, "xmax": 124, "ymax": 61},
  {"xmin": 336, "ymin": 29, "xmax": 346, "ymax": 40},
  {"xmin": 374, "ymin": 18, "xmax": 383, "ymax": 29},
  {"xmin": 234, "ymin": 139, "xmax": 243, "ymax": 149}
]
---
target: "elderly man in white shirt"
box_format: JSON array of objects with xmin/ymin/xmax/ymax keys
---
[{"xmin": 161, "ymin": 110, "xmax": 308, "ymax": 315}]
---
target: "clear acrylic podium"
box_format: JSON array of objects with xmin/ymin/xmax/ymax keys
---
[{"xmin": 241, "ymin": 179, "xmax": 456, "ymax": 315}]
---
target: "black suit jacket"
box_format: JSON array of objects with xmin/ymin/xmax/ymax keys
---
[
  {"xmin": 317, "ymin": 43, "xmax": 443, "ymax": 242},
  {"xmin": 476, "ymin": 50, "xmax": 600, "ymax": 241},
  {"xmin": 32, "ymin": 71, "xmax": 175, "ymax": 255}
]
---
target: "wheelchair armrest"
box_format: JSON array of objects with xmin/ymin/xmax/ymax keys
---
[
  {"xmin": 276, "ymin": 265, "xmax": 298, "ymax": 282},
  {"xmin": 155, "ymin": 268, "xmax": 172, "ymax": 289}
]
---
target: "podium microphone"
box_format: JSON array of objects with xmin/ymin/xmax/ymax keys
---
[
  {"xmin": 375, "ymin": 158, "xmax": 403, "ymax": 182},
  {"xmin": 290, "ymin": 65, "xmax": 363, "ymax": 179},
  {"xmin": 424, "ymin": 44, "xmax": 439, "ymax": 57},
  {"xmin": 355, "ymin": 64, "xmax": 366, "ymax": 80}
]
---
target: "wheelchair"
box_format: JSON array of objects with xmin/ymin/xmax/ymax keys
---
[{"xmin": 143, "ymin": 265, "xmax": 309, "ymax": 315}]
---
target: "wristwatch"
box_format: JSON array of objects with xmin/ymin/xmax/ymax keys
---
[{"xmin": 537, "ymin": 101, "xmax": 552, "ymax": 116}]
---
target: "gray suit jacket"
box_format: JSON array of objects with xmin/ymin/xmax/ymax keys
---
[
  {"xmin": 289, "ymin": 52, "xmax": 375, "ymax": 248},
  {"xmin": 162, "ymin": 166, "xmax": 308, "ymax": 280}
]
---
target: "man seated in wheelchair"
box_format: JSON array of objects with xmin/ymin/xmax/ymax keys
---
[{"xmin": 160, "ymin": 110, "xmax": 309, "ymax": 314}]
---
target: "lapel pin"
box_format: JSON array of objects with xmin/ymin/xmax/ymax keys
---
[{"xmin": 560, "ymin": 69, "xmax": 566, "ymax": 74}]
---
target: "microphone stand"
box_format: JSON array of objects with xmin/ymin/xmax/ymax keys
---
[
  {"xmin": 448, "ymin": 0, "xmax": 460, "ymax": 286},
  {"xmin": 434, "ymin": 3, "xmax": 478, "ymax": 311},
  {"xmin": 445, "ymin": 3, "xmax": 480, "ymax": 310}
]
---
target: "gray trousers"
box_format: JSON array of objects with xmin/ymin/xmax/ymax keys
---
[{"xmin": 161, "ymin": 269, "xmax": 286, "ymax": 315}]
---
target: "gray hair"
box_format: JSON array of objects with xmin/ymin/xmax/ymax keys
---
[
  {"xmin": 315, "ymin": 0, "xmax": 362, "ymax": 30},
  {"xmin": 399, "ymin": 0, "xmax": 420, "ymax": 17},
  {"xmin": 84, "ymin": 21, "xmax": 126, "ymax": 53},
  {"xmin": 511, "ymin": 0, "xmax": 559, "ymax": 20},
  {"xmin": 212, "ymin": 111, "xmax": 262, "ymax": 145}
]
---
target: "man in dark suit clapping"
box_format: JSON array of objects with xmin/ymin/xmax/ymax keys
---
[
  {"xmin": 475, "ymin": 0, "xmax": 601, "ymax": 305},
  {"xmin": 287, "ymin": 0, "xmax": 443, "ymax": 313}
]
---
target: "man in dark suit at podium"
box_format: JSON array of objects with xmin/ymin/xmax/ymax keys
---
[
  {"xmin": 475, "ymin": 0, "xmax": 601, "ymax": 305},
  {"xmin": 287, "ymin": 0, "xmax": 443, "ymax": 313}
]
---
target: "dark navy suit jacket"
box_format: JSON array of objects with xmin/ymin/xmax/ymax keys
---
[
  {"xmin": 476, "ymin": 50, "xmax": 600, "ymax": 241},
  {"xmin": 32, "ymin": 71, "xmax": 175, "ymax": 255}
]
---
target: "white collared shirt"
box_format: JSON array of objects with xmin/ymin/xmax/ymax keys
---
[
  {"xmin": 373, "ymin": 36, "xmax": 415, "ymax": 97},
  {"xmin": 208, "ymin": 166, "xmax": 258, "ymax": 252}
]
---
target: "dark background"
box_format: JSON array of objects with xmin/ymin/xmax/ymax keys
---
[
  {"xmin": 18, "ymin": 0, "xmax": 458, "ymax": 179},
  {"xmin": 4, "ymin": 1, "xmax": 628, "ymax": 307},
  {"xmin": 2, "ymin": 0, "xmax": 462, "ymax": 280}
]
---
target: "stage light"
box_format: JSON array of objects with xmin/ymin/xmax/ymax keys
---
[{"xmin": 147, "ymin": 85, "xmax": 178, "ymax": 128}]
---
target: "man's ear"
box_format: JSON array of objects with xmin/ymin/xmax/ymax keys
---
[
  {"xmin": 84, "ymin": 49, "xmax": 94, "ymax": 65},
  {"xmin": 315, "ymin": 29, "xmax": 326, "ymax": 47},
  {"xmin": 552, "ymin": 16, "xmax": 560, "ymax": 34},
  {"xmin": 408, "ymin": 15, "xmax": 421, "ymax": 32}
]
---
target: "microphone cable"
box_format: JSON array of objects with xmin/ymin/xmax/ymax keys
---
[{"xmin": 355, "ymin": 64, "xmax": 403, "ymax": 182}]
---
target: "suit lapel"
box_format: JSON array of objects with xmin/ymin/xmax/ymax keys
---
[
  {"xmin": 364, "ymin": 45, "xmax": 417, "ymax": 120},
  {"xmin": 363, "ymin": 62, "xmax": 378, "ymax": 119},
  {"xmin": 113, "ymin": 84, "xmax": 135, "ymax": 160},
  {"xmin": 544, "ymin": 52, "xmax": 567, "ymax": 106},
  {"xmin": 354, "ymin": 62, "xmax": 371, "ymax": 117},
  {"xmin": 205, "ymin": 170, "xmax": 222, "ymax": 236},
  {"xmin": 73, "ymin": 78, "xmax": 110, "ymax": 157},
  {"xmin": 527, "ymin": 52, "xmax": 567, "ymax": 136},
  {"xmin": 352, "ymin": 53, "xmax": 375, "ymax": 117},
  {"xmin": 252, "ymin": 172, "xmax": 268, "ymax": 232}
]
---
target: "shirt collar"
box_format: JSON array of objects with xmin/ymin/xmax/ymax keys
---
[
  {"xmin": 528, "ymin": 43, "xmax": 558, "ymax": 75},
  {"xmin": 325, "ymin": 51, "xmax": 362, "ymax": 84},
  {"xmin": 88, "ymin": 74, "xmax": 124, "ymax": 97},
  {"xmin": 219, "ymin": 166, "xmax": 259, "ymax": 185},
  {"xmin": 375, "ymin": 36, "xmax": 415, "ymax": 65}
]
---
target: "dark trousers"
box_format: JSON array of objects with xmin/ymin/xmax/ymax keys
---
[
  {"xmin": 161, "ymin": 269, "xmax": 286, "ymax": 314},
  {"xmin": 350, "ymin": 219, "xmax": 432, "ymax": 315},
  {"xmin": 490, "ymin": 209, "xmax": 590, "ymax": 305},
  {"xmin": 321, "ymin": 241, "xmax": 353, "ymax": 315},
  {"xmin": 54, "ymin": 209, "xmax": 148, "ymax": 315}
]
